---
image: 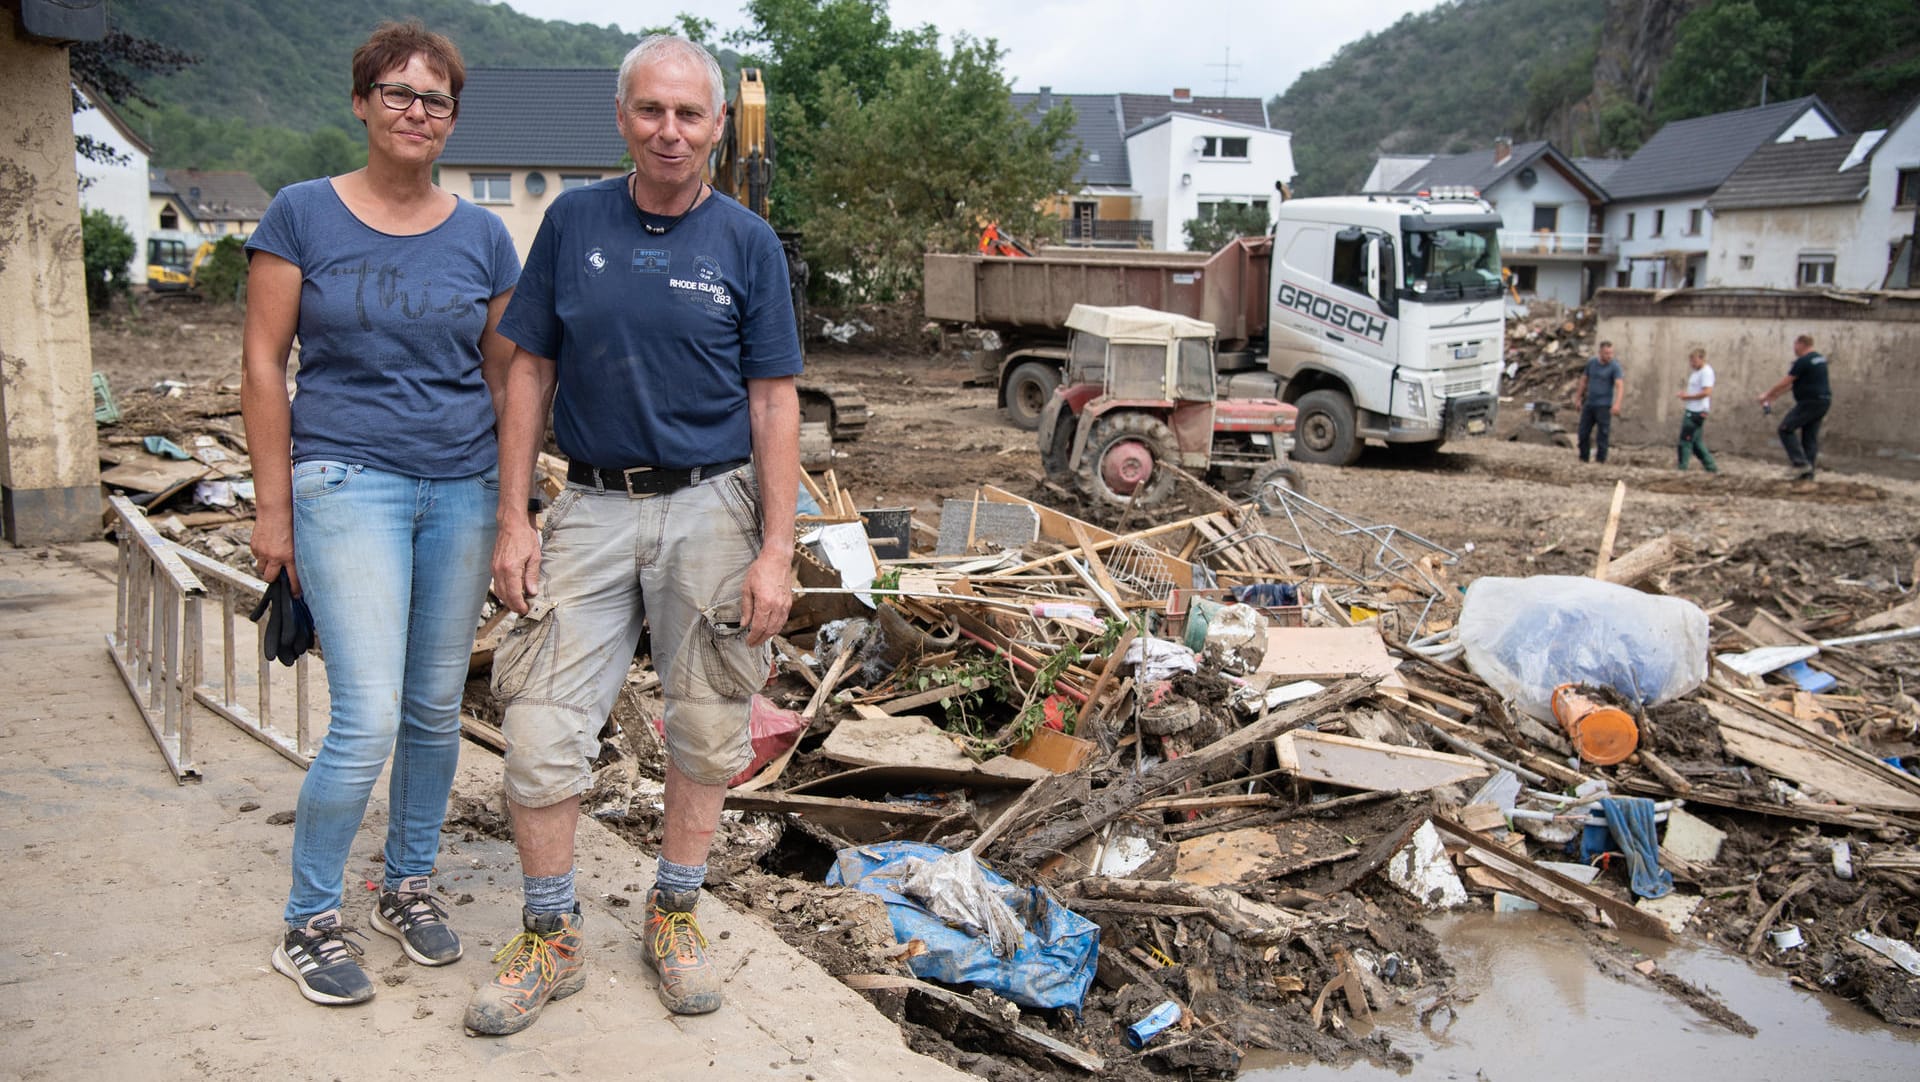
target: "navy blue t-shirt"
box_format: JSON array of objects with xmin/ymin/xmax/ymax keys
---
[
  {"xmin": 1583, "ymin": 356, "xmax": 1624, "ymax": 407},
  {"xmin": 497, "ymin": 179, "xmax": 804, "ymax": 469},
  {"xmin": 1788, "ymin": 350, "xmax": 1831, "ymax": 402},
  {"xmin": 246, "ymin": 179, "xmax": 520, "ymax": 478}
]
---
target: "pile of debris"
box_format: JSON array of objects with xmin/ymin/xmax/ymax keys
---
[
  {"xmin": 1501, "ymin": 305, "xmax": 1597, "ymax": 445},
  {"xmin": 469, "ymin": 468, "xmax": 1920, "ymax": 1076}
]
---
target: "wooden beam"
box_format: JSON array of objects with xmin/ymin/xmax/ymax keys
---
[
  {"xmin": 1593, "ymin": 480, "xmax": 1627, "ymax": 578},
  {"xmin": 839, "ymin": 974, "xmax": 1106, "ymax": 1072}
]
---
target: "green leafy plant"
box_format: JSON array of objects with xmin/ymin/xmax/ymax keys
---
[
  {"xmin": 194, "ymin": 235, "xmax": 249, "ymax": 305},
  {"xmin": 81, "ymin": 209, "xmax": 136, "ymax": 313}
]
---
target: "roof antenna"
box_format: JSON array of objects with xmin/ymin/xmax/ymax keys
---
[{"xmin": 1209, "ymin": 47, "xmax": 1241, "ymax": 97}]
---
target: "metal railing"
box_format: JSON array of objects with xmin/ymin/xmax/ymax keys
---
[
  {"xmin": 106, "ymin": 496, "xmax": 319, "ymax": 781},
  {"xmin": 1062, "ymin": 219, "xmax": 1154, "ymax": 245},
  {"xmin": 1498, "ymin": 230, "xmax": 1609, "ymax": 256}
]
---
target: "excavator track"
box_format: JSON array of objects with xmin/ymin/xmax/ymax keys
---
[{"xmin": 798, "ymin": 383, "xmax": 869, "ymax": 442}]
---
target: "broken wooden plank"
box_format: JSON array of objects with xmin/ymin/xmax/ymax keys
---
[
  {"xmin": 1067, "ymin": 877, "xmax": 1309, "ymax": 944},
  {"xmin": 1273, "ymin": 729, "xmax": 1491, "ymax": 792},
  {"xmin": 1257, "ymin": 626, "xmax": 1406, "ymax": 690},
  {"xmin": 1704, "ymin": 699, "xmax": 1920, "ymax": 812},
  {"xmin": 721, "ymin": 790, "xmax": 950, "ymax": 833},
  {"xmin": 1003, "ymin": 676, "xmax": 1379, "ymax": 871},
  {"xmin": 1429, "ymin": 817, "xmax": 1673, "ymax": 941},
  {"xmin": 1592, "ymin": 480, "xmax": 1626, "ymax": 578},
  {"xmin": 840, "ymin": 973, "xmax": 1105, "ymax": 1072},
  {"xmin": 1173, "ymin": 822, "xmax": 1358, "ymax": 887}
]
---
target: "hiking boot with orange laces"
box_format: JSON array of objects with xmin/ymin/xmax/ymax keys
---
[
  {"xmin": 643, "ymin": 887, "xmax": 721, "ymax": 1015},
  {"xmin": 463, "ymin": 906, "xmax": 585, "ymax": 1036}
]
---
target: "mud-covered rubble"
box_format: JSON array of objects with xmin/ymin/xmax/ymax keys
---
[{"xmin": 453, "ymin": 463, "xmax": 1917, "ymax": 1078}]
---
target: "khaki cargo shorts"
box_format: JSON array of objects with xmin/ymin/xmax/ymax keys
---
[{"xmin": 490, "ymin": 465, "xmax": 770, "ymax": 804}]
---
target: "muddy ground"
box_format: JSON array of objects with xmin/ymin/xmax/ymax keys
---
[{"xmin": 89, "ymin": 299, "xmax": 1920, "ymax": 1076}]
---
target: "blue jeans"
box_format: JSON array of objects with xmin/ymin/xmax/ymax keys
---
[{"xmin": 284, "ymin": 461, "xmax": 498, "ymax": 925}]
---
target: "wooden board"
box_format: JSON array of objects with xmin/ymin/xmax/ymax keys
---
[
  {"xmin": 1705, "ymin": 700, "xmax": 1920, "ymax": 812},
  {"xmin": 1173, "ymin": 822, "xmax": 1359, "ymax": 887},
  {"xmin": 100, "ymin": 456, "xmax": 211, "ymax": 495},
  {"xmin": 1274, "ymin": 729, "xmax": 1490, "ymax": 792},
  {"xmin": 820, "ymin": 713, "xmax": 1049, "ymax": 780},
  {"xmin": 1257, "ymin": 626, "xmax": 1406, "ymax": 690}
]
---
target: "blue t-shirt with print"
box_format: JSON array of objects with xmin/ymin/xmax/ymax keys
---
[
  {"xmin": 1583, "ymin": 356, "xmax": 1624, "ymax": 407},
  {"xmin": 497, "ymin": 179, "xmax": 804, "ymax": 470},
  {"xmin": 245, "ymin": 179, "xmax": 520, "ymax": 478}
]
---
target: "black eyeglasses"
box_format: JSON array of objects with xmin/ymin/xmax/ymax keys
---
[{"xmin": 368, "ymin": 82, "xmax": 457, "ymax": 119}]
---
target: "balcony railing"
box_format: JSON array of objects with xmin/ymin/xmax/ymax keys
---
[
  {"xmin": 1499, "ymin": 230, "xmax": 1611, "ymax": 257},
  {"xmin": 1062, "ymin": 219, "xmax": 1154, "ymax": 246}
]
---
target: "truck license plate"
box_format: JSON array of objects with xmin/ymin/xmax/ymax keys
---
[
  {"xmin": 1452, "ymin": 344, "xmax": 1480, "ymax": 360},
  {"xmin": 1466, "ymin": 418, "xmax": 1488, "ymax": 435}
]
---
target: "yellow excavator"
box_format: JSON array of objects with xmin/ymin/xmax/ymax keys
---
[
  {"xmin": 146, "ymin": 229, "xmax": 218, "ymax": 293},
  {"xmin": 710, "ymin": 68, "xmax": 867, "ymax": 447}
]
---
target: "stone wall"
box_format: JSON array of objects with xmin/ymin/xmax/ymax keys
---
[{"xmin": 1593, "ymin": 288, "xmax": 1920, "ymax": 462}]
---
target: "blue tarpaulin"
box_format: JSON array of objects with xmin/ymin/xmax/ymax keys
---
[{"xmin": 826, "ymin": 842, "xmax": 1099, "ymax": 1010}]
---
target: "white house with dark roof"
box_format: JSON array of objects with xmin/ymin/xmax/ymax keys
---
[
  {"xmin": 1707, "ymin": 97, "xmax": 1920, "ymax": 290},
  {"xmin": 437, "ymin": 68, "xmax": 629, "ymax": 259},
  {"xmin": 1378, "ymin": 138, "xmax": 1611, "ymax": 305},
  {"xmin": 73, "ymin": 84, "xmax": 153, "ymax": 277},
  {"xmin": 149, "ymin": 168, "xmax": 270, "ymax": 236},
  {"xmin": 1014, "ymin": 87, "xmax": 1293, "ymax": 251},
  {"xmin": 1601, "ymin": 96, "xmax": 1840, "ymax": 289}
]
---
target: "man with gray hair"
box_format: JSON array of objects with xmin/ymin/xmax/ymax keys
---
[{"xmin": 464, "ymin": 34, "xmax": 801, "ymax": 1035}]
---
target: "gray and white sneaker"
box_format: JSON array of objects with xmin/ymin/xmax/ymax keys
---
[
  {"xmin": 371, "ymin": 875, "xmax": 462, "ymax": 965},
  {"xmin": 272, "ymin": 909, "xmax": 374, "ymax": 1005}
]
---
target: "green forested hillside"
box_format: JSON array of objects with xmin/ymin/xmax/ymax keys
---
[
  {"xmin": 1269, "ymin": 0, "xmax": 1605, "ymax": 196},
  {"xmin": 114, "ymin": 0, "xmax": 642, "ymax": 132},
  {"xmin": 1271, "ymin": 0, "xmax": 1920, "ymax": 197}
]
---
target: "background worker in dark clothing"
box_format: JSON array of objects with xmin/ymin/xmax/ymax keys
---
[
  {"xmin": 1759, "ymin": 333, "xmax": 1831, "ymax": 480},
  {"xmin": 1574, "ymin": 340, "xmax": 1625, "ymax": 463}
]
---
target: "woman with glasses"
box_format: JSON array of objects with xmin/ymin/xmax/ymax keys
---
[{"xmin": 241, "ymin": 20, "xmax": 519, "ymax": 1007}]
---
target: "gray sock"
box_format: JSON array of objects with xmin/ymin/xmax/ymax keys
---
[
  {"xmin": 523, "ymin": 868, "xmax": 576, "ymax": 915},
  {"xmin": 653, "ymin": 857, "xmax": 706, "ymax": 896}
]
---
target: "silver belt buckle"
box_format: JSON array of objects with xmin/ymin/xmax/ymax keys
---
[{"xmin": 620, "ymin": 465, "xmax": 659, "ymax": 499}]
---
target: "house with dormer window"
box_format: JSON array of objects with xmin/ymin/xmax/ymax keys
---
[{"xmin": 1013, "ymin": 87, "xmax": 1294, "ymax": 252}]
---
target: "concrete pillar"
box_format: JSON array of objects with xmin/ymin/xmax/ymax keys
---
[{"xmin": 0, "ymin": 18, "xmax": 102, "ymax": 544}]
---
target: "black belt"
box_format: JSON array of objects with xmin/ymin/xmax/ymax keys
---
[{"xmin": 567, "ymin": 458, "xmax": 749, "ymax": 498}]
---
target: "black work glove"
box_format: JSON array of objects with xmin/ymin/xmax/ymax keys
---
[{"xmin": 249, "ymin": 570, "xmax": 315, "ymax": 666}]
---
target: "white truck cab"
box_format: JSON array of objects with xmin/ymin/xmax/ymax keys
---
[{"xmin": 1266, "ymin": 190, "xmax": 1506, "ymax": 464}]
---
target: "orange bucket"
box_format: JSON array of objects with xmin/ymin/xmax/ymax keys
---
[{"xmin": 1550, "ymin": 684, "xmax": 1639, "ymax": 765}]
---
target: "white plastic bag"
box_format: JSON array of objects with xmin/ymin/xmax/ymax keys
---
[
  {"xmin": 896, "ymin": 849, "xmax": 1028, "ymax": 959},
  {"xmin": 1458, "ymin": 575, "xmax": 1707, "ymax": 722}
]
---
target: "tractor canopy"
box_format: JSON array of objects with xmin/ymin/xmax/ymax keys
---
[{"xmin": 1063, "ymin": 304, "xmax": 1217, "ymax": 403}]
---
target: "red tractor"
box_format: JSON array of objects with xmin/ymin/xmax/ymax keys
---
[{"xmin": 1038, "ymin": 304, "xmax": 1301, "ymax": 508}]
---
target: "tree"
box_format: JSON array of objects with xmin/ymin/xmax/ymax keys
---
[
  {"xmin": 194, "ymin": 235, "xmax": 249, "ymax": 305},
  {"xmin": 1654, "ymin": 0, "xmax": 1920, "ymax": 125},
  {"xmin": 789, "ymin": 34, "xmax": 1078, "ymax": 301},
  {"xmin": 69, "ymin": 30, "xmax": 197, "ymax": 169},
  {"xmin": 81, "ymin": 210, "xmax": 137, "ymax": 313},
  {"xmin": 1184, "ymin": 203, "xmax": 1270, "ymax": 253}
]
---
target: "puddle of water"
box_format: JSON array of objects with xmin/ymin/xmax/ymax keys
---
[{"xmin": 1242, "ymin": 910, "xmax": 1920, "ymax": 1081}]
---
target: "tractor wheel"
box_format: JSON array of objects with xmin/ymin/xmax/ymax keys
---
[
  {"xmin": 1253, "ymin": 463, "xmax": 1305, "ymax": 513},
  {"xmin": 1291, "ymin": 389, "xmax": 1362, "ymax": 465},
  {"xmin": 1075, "ymin": 413, "xmax": 1177, "ymax": 507},
  {"xmin": 1003, "ymin": 361, "xmax": 1061, "ymax": 431}
]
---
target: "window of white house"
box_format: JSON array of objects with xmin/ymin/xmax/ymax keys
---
[
  {"xmin": 1653, "ymin": 209, "xmax": 1665, "ymax": 236},
  {"xmin": 560, "ymin": 174, "xmax": 601, "ymax": 191},
  {"xmin": 1512, "ymin": 265, "xmax": 1538, "ymax": 292},
  {"xmin": 1738, "ymin": 254, "xmax": 1754, "ymax": 269},
  {"xmin": 1199, "ymin": 136, "xmax": 1250, "ymax": 159},
  {"xmin": 1898, "ymin": 168, "xmax": 1920, "ymax": 207},
  {"xmin": 471, "ymin": 174, "xmax": 511, "ymax": 203},
  {"xmin": 1625, "ymin": 212, "xmax": 1635, "ymax": 239},
  {"xmin": 1198, "ymin": 197, "xmax": 1269, "ymax": 221},
  {"xmin": 1797, "ymin": 254, "xmax": 1836, "ymax": 286},
  {"xmin": 1687, "ymin": 208, "xmax": 1703, "ymax": 235}
]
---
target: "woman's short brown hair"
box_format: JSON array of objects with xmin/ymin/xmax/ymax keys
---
[{"xmin": 352, "ymin": 20, "xmax": 465, "ymax": 108}]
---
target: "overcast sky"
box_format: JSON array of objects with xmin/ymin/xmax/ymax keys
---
[{"xmin": 494, "ymin": 0, "xmax": 1445, "ymax": 103}]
